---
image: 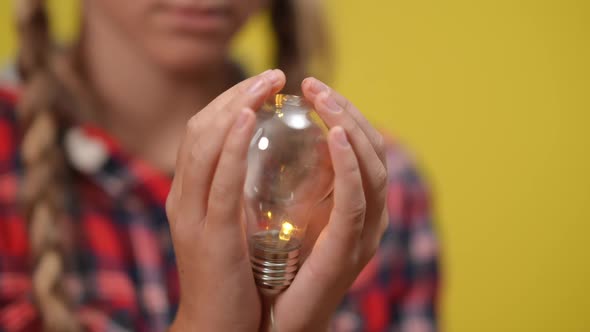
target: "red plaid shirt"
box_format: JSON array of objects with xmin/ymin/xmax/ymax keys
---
[{"xmin": 0, "ymin": 88, "xmax": 439, "ymax": 332}]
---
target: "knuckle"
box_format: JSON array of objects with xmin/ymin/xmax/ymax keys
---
[
  {"xmin": 186, "ymin": 115, "xmax": 202, "ymax": 136},
  {"xmin": 347, "ymin": 247, "xmax": 363, "ymax": 265},
  {"xmin": 347, "ymin": 196, "xmax": 367, "ymax": 221},
  {"xmin": 365, "ymin": 231, "xmax": 387, "ymax": 261},
  {"xmin": 236, "ymin": 78, "xmax": 253, "ymax": 94},
  {"xmin": 379, "ymin": 219, "xmax": 389, "ymax": 237},
  {"xmin": 340, "ymin": 95, "xmax": 353, "ymax": 112},
  {"xmin": 210, "ymin": 179, "xmax": 233, "ymax": 201},
  {"xmin": 342, "ymin": 157, "xmax": 360, "ymax": 176},
  {"xmin": 374, "ymin": 132, "xmax": 386, "ymax": 155},
  {"xmin": 340, "ymin": 118, "xmax": 360, "ymax": 137},
  {"xmin": 377, "ymin": 213, "xmax": 389, "ymax": 237},
  {"xmin": 165, "ymin": 194, "xmax": 177, "ymax": 223},
  {"xmin": 333, "ymin": 196, "xmax": 365, "ymax": 228},
  {"xmin": 362, "ymin": 244, "xmax": 379, "ymax": 264},
  {"xmin": 373, "ymin": 164, "xmax": 389, "ymax": 193}
]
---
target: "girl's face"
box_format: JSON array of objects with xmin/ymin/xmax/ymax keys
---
[{"xmin": 84, "ymin": 0, "xmax": 266, "ymax": 72}]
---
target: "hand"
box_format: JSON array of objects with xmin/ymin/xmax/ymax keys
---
[
  {"xmin": 166, "ymin": 69, "xmax": 286, "ymax": 331},
  {"xmin": 272, "ymin": 78, "xmax": 389, "ymax": 331}
]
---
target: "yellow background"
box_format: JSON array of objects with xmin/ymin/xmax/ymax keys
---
[{"xmin": 1, "ymin": 1, "xmax": 589, "ymax": 331}]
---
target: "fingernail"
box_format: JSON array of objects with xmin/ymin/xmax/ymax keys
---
[
  {"xmin": 322, "ymin": 94, "xmax": 341, "ymax": 113},
  {"xmin": 235, "ymin": 109, "xmax": 250, "ymax": 130},
  {"xmin": 334, "ymin": 127, "xmax": 349, "ymax": 147},
  {"xmin": 309, "ymin": 78, "xmax": 329, "ymax": 94},
  {"xmin": 248, "ymin": 77, "xmax": 265, "ymax": 93},
  {"xmin": 266, "ymin": 69, "xmax": 281, "ymax": 86}
]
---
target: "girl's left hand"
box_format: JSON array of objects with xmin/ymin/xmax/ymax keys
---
[{"xmin": 272, "ymin": 78, "xmax": 390, "ymax": 331}]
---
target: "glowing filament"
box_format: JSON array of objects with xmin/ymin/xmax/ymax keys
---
[
  {"xmin": 266, "ymin": 211, "xmax": 273, "ymax": 219},
  {"xmin": 279, "ymin": 221, "xmax": 294, "ymax": 241}
]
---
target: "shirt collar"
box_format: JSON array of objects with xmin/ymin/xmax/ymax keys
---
[{"xmin": 64, "ymin": 124, "xmax": 171, "ymax": 206}]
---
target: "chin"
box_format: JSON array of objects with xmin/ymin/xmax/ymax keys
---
[{"xmin": 147, "ymin": 37, "xmax": 230, "ymax": 76}]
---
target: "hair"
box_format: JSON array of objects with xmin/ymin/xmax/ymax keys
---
[
  {"xmin": 14, "ymin": 0, "xmax": 329, "ymax": 330},
  {"xmin": 270, "ymin": 0, "xmax": 331, "ymax": 93},
  {"xmin": 15, "ymin": 0, "xmax": 80, "ymax": 331}
]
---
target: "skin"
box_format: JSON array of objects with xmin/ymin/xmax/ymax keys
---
[{"xmin": 80, "ymin": 0, "xmax": 388, "ymax": 330}]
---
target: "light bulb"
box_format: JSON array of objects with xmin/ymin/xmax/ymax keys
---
[{"xmin": 244, "ymin": 94, "xmax": 334, "ymax": 295}]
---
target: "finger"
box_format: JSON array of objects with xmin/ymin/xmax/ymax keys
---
[
  {"xmin": 325, "ymin": 126, "xmax": 366, "ymax": 243},
  {"xmin": 188, "ymin": 68, "xmax": 284, "ymax": 174},
  {"xmin": 311, "ymin": 90, "xmax": 388, "ymax": 207},
  {"xmin": 204, "ymin": 69, "xmax": 284, "ymax": 147},
  {"xmin": 206, "ymin": 108, "xmax": 256, "ymax": 226},
  {"xmin": 201, "ymin": 69, "xmax": 286, "ymax": 119},
  {"xmin": 303, "ymin": 81, "xmax": 388, "ymax": 240},
  {"xmin": 175, "ymin": 70, "xmax": 284, "ymax": 221},
  {"xmin": 302, "ymin": 77, "xmax": 386, "ymax": 164},
  {"xmin": 173, "ymin": 69, "xmax": 285, "ymax": 197},
  {"xmin": 274, "ymin": 127, "xmax": 365, "ymax": 328},
  {"xmin": 180, "ymin": 70, "xmax": 280, "ymax": 207}
]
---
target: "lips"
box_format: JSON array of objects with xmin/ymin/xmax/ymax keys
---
[{"xmin": 159, "ymin": 4, "xmax": 231, "ymax": 33}]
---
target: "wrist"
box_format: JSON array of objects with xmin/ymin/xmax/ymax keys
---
[
  {"xmin": 172, "ymin": 304, "xmax": 260, "ymax": 332},
  {"xmin": 258, "ymin": 300, "xmax": 331, "ymax": 332}
]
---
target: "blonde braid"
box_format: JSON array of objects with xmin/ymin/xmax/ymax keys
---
[{"xmin": 15, "ymin": 0, "xmax": 80, "ymax": 331}]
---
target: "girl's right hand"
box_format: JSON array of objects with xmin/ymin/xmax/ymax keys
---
[{"xmin": 165, "ymin": 69, "xmax": 285, "ymax": 331}]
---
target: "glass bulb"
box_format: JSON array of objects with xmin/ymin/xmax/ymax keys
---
[{"xmin": 245, "ymin": 94, "xmax": 334, "ymax": 295}]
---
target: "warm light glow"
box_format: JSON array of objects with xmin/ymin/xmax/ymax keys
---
[
  {"xmin": 266, "ymin": 211, "xmax": 272, "ymax": 219},
  {"xmin": 279, "ymin": 221, "xmax": 294, "ymax": 241}
]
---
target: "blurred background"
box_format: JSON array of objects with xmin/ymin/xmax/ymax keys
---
[{"xmin": 1, "ymin": 0, "xmax": 589, "ymax": 331}]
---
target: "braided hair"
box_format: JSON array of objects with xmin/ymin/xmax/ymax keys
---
[{"xmin": 15, "ymin": 0, "xmax": 79, "ymax": 331}]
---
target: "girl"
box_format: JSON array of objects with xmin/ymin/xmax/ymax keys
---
[{"xmin": 0, "ymin": 0, "xmax": 438, "ymax": 331}]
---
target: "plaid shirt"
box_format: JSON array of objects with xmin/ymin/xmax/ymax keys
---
[{"xmin": 0, "ymin": 88, "xmax": 439, "ymax": 332}]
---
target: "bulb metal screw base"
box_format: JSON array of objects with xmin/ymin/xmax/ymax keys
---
[{"xmin": 250, "ymin": 233, "xmax": 301, "ymax": 296}]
